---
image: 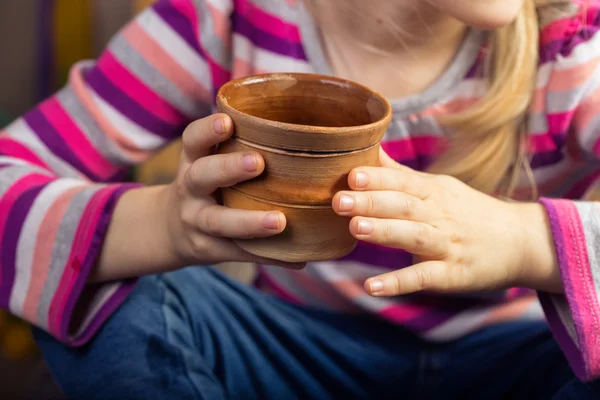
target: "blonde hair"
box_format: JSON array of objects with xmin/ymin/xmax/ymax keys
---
[
  {"xmin": 428, "ymin": 0, "xmax": 578, "ymax": 197},
  {"xmin": 307, "ymin": 0, "xmax": 578, "ymax": 197}
]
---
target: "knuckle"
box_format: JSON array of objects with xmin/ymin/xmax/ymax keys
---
[
  {"xmin": 436, "ymin": 174, "xmax": 458, "ymax": 188},
  {"xmin": 400, "ymin": 195, "xmax": 414, "ymax": 218},
  {"xmin": 186, "ymin": 162, "xmax": 201, "ymax": 188},
  {"xmin": 381, "ymin": 222, "xmax": 394, "ymax": 242},
  {"xmin": 180, "ymin": 206, "xmax": 196, "ymax": 229},
  {"xmin": 216, "ymin": 156, "xmax": 232, "ymax": 185},
  {"xmin": 241, "ymin": 213, "xmax": 257, "ymax": 237},
  {"xmin": 197, "ymin": 209, "xmax": 220, "ymax": 236},
  {"xmin": 189, "ymin": 237, "xmax": 210, "ymax": 258},
  {"xmin": 414, "ymin": 267, "xmax": 431, "ymax": 290},
  {"xmin": 390, "ymin": 274, "xmax": 402, "ymax": 294},
  {"xmin": 414, "ymin": 224, "xmax": 429, "ymax": 249},
  {"xmin": 366, "ymin": 194, "xmax": 377, "ymax": 214},
  {"xmin": 181, "ymin": 123, "xmax": 196, "ymax": 149}
]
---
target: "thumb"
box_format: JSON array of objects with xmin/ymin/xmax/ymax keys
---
[{"xmin": 364, "ymin": 261, "xmax": 450, "ymax": 296}]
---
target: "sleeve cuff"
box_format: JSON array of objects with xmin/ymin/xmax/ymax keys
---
[
  {"xmin": 539, "ymin": 197, "xmax": 600, "ymax": 381},
  {"xmin": 52, "ymin": 183, "xmax": 141, "ymax": 346}
]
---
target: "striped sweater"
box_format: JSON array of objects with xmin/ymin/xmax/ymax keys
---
[{"xmin": 1, "ymin": 0, "xmax": 600, "ymax": 381}]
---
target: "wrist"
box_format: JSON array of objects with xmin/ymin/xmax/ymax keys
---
[
  {"xmin": 511, "ymin": 202, "xmax": 562, "ymax": 293},
  {"xmin": 91, "ymin": 184, "xmax": 185, "ymax": 282}
]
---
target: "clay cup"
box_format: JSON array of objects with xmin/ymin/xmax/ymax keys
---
[{"xmin": 216, "ymin": 73, "xmax": 392, "ymax": 262}]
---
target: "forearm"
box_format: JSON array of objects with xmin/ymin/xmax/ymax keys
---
[{"xmin": 90, "ymin": 185, "xmax": 183, "ymax": 282}]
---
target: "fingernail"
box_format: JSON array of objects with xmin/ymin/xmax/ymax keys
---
[
  {"xmin": 355, "ymin": 171, "xmax": 369, "ymax": 188},
  {"xmin": 263, "ymin": 213, "xmax": 281, "ymax": 230},
  {"xmin": 214, "ymin": 117, "xmax": 229, "ymax": 135},
  {"xmin": 368, "ymin": 279, "xmax": 384, "ymax": 293},
  {"xmin": 357, "ymin": 219, "xmax": 374, "ymax": 235},
  {"xmin": 338, "ymin": 195, "xmax": 355, "ymax": 212},
  {"xmin": 241, "ymin": 154, "xmax": 257, "ymax": 172}
]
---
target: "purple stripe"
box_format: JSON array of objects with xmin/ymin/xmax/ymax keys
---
[
  {"xmin": 465, "ymin": 57, "xmax": 483, "ymax": 79},
  {"xmin": 84, "ymin": 68, "xmax": 180, "ymax": 139},
  {"xmin": 538, "ymin": 292, "xmax": 587, "ymax": 380},
  {"xmin": 0, "ymin": 184, "xmax": 46, "ymax": 308},
  {"xmin": 61, "ymin": 185, "xmax": 140, "ymax": 345},
  {"xmin": 152, "ymin": 0, "xmax": 204, "ymax": 56},
  {"xmin": 530, "ymin": 148, "xmax": 565, "ymax": 169},
  {"xmin": 540, "ymin": 26, "xmax": 600, "ymax": 64},
  {"xmin": 232, "ymin": 13, "xmax": 308, "ymax": 60},
  {"xmin": 23, "ymin": 109, "xmax": 98, "ymax": 180},
  {"xmin": 342, "ymin": 243, "xmax": 413, "ymax": 270}
]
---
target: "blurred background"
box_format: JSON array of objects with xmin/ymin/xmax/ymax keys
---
[{"xmin": 0, "ymin": 0, "xmax": 183, "ymax": 398}]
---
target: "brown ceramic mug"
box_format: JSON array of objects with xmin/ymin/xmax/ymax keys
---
[{"xmin": 216, "ymin": 73, "xmax": 392, "ymax": 262}]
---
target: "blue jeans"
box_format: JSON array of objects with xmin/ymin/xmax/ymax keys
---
[{"xmin": 34, "ymin": 267, "xmax": 600, "ymax": 399}]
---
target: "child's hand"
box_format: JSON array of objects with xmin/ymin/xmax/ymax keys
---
[
  {"xmin": 164, "ymin": 114, "xmax": 302, "ymax": 269},
  {"xmin": 333, "ymin": 149, "xmax": 561, "ymax": 296}
]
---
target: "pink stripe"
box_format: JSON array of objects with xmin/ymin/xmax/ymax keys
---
[
  {"xmin": 235, "ymin": 0, "xmax": 302, "ymax": 42},
  {"xmin": 39, "ymin": 99, "xmax": 117, "ymax": 179},
  {"xmin": 548, "ymin": 110, "xmax": 576, "ymax": 136},
  {"xmin": 0, "ymin": 137, "xmax": 50, "ymax": 170},
  {"xmin": 231, "ymin": 57, "xmax": 255, "ymax": 77},
  {"xmin": 528, "ymin": 134, "xmax": 558, "ymax": 153},
  {"xmin": 22, "ymin": 187, "xmax": 83, "ymax": 324},
  {"xmin": 123, "ymin": 22, "xmax": 211, "ymax": 104},
  {"xmin": 207, "ymin": 3, "xmax": 230, "ymax": 45},
  {"xmin": 169, "ymin": 0, "xmax": 230, "ymax": 88},
  {"xmin": 0, "ymin": 174, "xmax": 53, "ymax": 285},
  {"xmin": 48, "ymin": 188, "xmax": 113, "ymax": 335},
  {"xmin": 381, "ymin": 140, "xmax": 416, "ymax": 161},
  {"xmin": 379, "ymin": 302, "xmax": 433, "ymax": 323},
  {"xmin": 97, "ymin": 51, "xmax": 188, "ymax": 125},
  {"xmin": 382, "ymin": 136, "xmax": 441, "ymax": 161},
  {"xmin": 556, "ymin": 201, "xmax": 600, "ymax": 372},
  {"xmin": 541, "ymin": 5, "xmax": 599, "ymax": 44},
  {"xmin": 548, "ymin": 59, "xmax": 600, "ymax": 92}
]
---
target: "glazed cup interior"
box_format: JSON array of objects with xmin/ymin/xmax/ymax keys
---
[{"xmin": 219, "ymin": 74, "xmax": 389, "ymax": 128}]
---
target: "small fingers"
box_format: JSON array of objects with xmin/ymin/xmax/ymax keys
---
[
  {"xmin": 364, "ymin": 261, "xmax": 449, "ymax": 296},
  {"xmin": 197, "ymin": 204, "xmax": 286, "ymax": 239},
  {"xmin": 350, "ymin": 217, "xmax": 447, "ymax": 257},
  {"xmin": 185, "ymin": 151, "xmax": 264, "ymax": 195},
  {"xmin": 333, "ymin": 191, "xmax": 427, "ymax": 221},
  {"xmin": 181, "ymin": 114, "xmax": 233, "ymax": 162}
]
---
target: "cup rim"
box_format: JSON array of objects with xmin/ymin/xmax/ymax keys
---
[{"xmin": 216, "ymin": 73, "xmax": 392, "ymax": 135}]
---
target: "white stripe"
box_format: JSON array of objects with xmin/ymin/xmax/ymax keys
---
[
  {"xmin": 553, "ymin": 31, "xmax": 600, "ymax": 71},
  {"xmin": 233, "ymin": 33, "xmax": 313, "ymax": 73},
  {"xmin": 552, "ymin": 295, "xmax": 579, "ymax": 345},
  {"xmin": 0, "ymin": 156, "xmax": 44, "ymax": 169},
  {"xmin": 89, "ymin": 91, "xmax": 165, "ymax": 150},
  {"xmin": 449, "ymin": 78, "xmax": 487, "ymax": 99},
  {"xmin": 422, "ymin": 306, "xmax": 493, "ymax": 341},
  {"xmin": 9, "ymin": 179, "xmax": 87, "ymax": 316},
  {"xmin": 138, "ymin": 9, "xmax": 212, "ymax": 90},
  {"xmin": 73, "ymin": 283, "xmax": 121, "ymax": 337},
  {"xmin": 536, "ymin": 62, "xmax": 553, "ymax": 89}
]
